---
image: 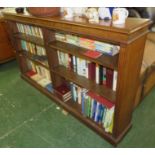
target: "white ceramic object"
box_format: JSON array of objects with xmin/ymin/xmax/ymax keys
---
[
  {"xmin": 98, "ymin": 7, "xmax": 112, "ymax": 19},
  {"xmin": 85, "ymin": 8, "xmax": 99, "ymax": 23},
  {"xmin": 73, "ymin": 7, "xmax": 87, "ymax": 17},
  {"xmin": 112, "ymin": 8, "xmax": 129, "ymax": 25},
  {"xmin": 63, "ymin": 7, "xmax": 74, "ymax": 19}
]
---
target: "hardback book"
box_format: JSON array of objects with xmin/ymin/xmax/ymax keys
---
[
  {"xmin": 112, "ymin": 71, "xmax": 118, "ymax": 91},
  {"xmin": 83, "ymin": 50, "xmax": 102, "ymax": 59},
  {"xmin": 106, "ymin": 68, "xmax": 114, "ymax": 89},
  {"xmin": 95, "ymin": 64, "xmax": 99, "ymax": 84},
  {"xmin": 37, "ymin": 78, "xmax": 51, "ymax": 87},
  {"xmin": 26, "ymin": 70, "xmax": 37, "ymax": 77},
  {"xmin": 30, "ymin": 74, "xmax": 44, "ymax": 82},
  {"xmin": 87, "ymin": 91, "xmax": 114, "ymax": 109},
  {"xmin": 88, "ymin": 62, "xmax": 96, "ymax": 81},
  {"xmin": 54, "ymin": 84, "xmax": 71, "ymax": 102}
]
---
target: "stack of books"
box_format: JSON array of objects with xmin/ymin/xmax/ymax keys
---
[
  {"xmin": 25, "ymin": 59, "xmax": 53, "ymax": 93},
  {"xmin": 79, "ymin": 38, "xmax": 95, "ymax": 50},
  {"xmin": 54, "ymin": 84, "xmax": 71, "ymax": 102},
  {"xmin": 55, "ymin": 32, "xmax": 120, "ymax": 56},
  {"xmin": 16, "ymin": 23, "xmax": 43, "ymax": 38},
  {"xmin": 94, "ymin": 41, "xmax": 120, "ymax": 56},
  {"xmin": 57, "ymin": 50, "xmax": 117, "ymax": 91}
]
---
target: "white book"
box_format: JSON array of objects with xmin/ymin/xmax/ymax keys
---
[
  {"xmin": 95, "ymin": 64, "xmax": 99, "ymax": 84},
  {"xmin": 72, "ymin": 56, "xmax": 76, "ymax": 72},
  {"xmin": 112, "ymin": 71, "xmax": 118, "ymax": 91},
  {"xmin": 85, "ymin": 60, "xmax": 89, "ymax": 79},
  {"xmin": 104, "ymin": 106, "xmax": 115, "ymax": 133}
]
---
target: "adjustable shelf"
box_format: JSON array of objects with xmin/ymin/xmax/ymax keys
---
[
  {"xmin": 51, "ymin": 65, "xmax": 116, "ymax": 103},
  {"xmin": 14, "ymin": 33, "xmax": 44, "ymax": 46},
  {"xmin": 19, "ymin": 50, "xmax": 49, "ymax": 70},
  {"xmin": 48, "ymin": 41, "xmax": 118, "ymax": 70}
]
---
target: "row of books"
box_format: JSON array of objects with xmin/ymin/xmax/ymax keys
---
[
  {"xmin": 21, "ymin": 40, "xmax": 46, "ymax": 56},
  {"xmin": 16, "ymin": 23, "xmax": 43, "ymax": 38},
  {"xmin": 70, "ymin": 82, "xmax": 114, "ymax": 133},
  {"xmin": 54, "ymin": 82, "xmax": 114, "ymax": 133},
  {"xmin": 55, "ymin": 33, "xmax": 120, "ymax": 56},
  {"xmin": 57, "ymin": 50, "xmax": 117, "ymax": 91},
  {"xmin": 26, "ymin": 59, "xmax": 53, "ymax": 93}
]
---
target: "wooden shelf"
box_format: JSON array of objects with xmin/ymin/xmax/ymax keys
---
[
  {"xmin": 19, "ymin": 50, "xmax": 49, "ymax": 70},
  {"xmin": 48, "ymin": 41, "xmax": 118, "ymax": 70},
  {"xmin": 51, "ymin": 65, "xmax": 116, "ymax": 103},
  {"xmin": 21, "ymin": 74, "xmax": 118, "ymax": 145},
  {"xmin": 14, "ymin": 33, "xmax": 44, "ymax": 46}
]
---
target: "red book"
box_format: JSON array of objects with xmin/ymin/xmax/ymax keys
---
[
  {"xmin": 26, "ymin": 70, "xmax": 37, "ymax": 77},
  {"xmin": 88, "ymin": 62, "xmax": 96, "ymax": 81},
  {"xmin": 106, "ymin": 68, "xmax": 113, "ymax": 89},
  {"xmin": 83, "ymin": 50, "xmax": 102, "ymax": 59},
  {"xmin": 54, "ymin": 84, "xmax": 71, "ymax": 102},
  {"xmin": 87, "ymin": 91, "xmax": 114, "ymax": 109}
]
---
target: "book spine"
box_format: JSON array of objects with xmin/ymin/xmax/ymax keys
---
[
  {"xmin": 96, "ymin": 64, "xmax": 99, "ymax": 84},
  {"xmin": 99, "ymin": 65, "xmax": 103, "ymax": 85},
  {"xmin": 88, "ymin": 62, "xmax": 96, "ymax": 81},
  {"xmin": 106, "ymin": 68, "xmax": 113, "ymax": 89},
  {"xmin": 112, "ymin": 71, "xmax": 118, "ymax": 91}
]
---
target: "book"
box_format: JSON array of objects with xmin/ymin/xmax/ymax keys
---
[
  {"xmin": 54, "ymin": 84, "xmax": 71, "ymax": 102},
  {"xmin": 26, "ymin": 70, "xmax": 37, "ymax": 77},
  {"xmin": 112, "ymin": 71, "xmax": 118, "ymax": 91},
  {"xmin": 106, "ymin": 68, "xmax": 113, "ymax": 89},
  {"xmin": 45, "ymin": 83, "xmax": 53, "ymax": 93},
  {"xmin": 83, "ymin": 50, "xmax": 102, "ymax": 59},
  {"xmin": 87, "ymin": 91, "xmax": 114, "ymax": 109},
  {"xmin": 95, "ymin": 64, "xmax": 99, "ymax": 84},
  {"xmin": 88, "ymin": 62, "xmax": 96, "ymax": 81},
  {"xmin": 37, "ymin": 78, "xmax": 51, "ymax": 87}
]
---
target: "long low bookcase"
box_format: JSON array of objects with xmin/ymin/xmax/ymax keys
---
[{"xmin": 3, "ymin": 9, "xmax": 151, "ymax": 146}]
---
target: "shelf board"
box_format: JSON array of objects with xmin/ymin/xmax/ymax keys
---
[
  {"xmin": 21, "ymin": 74, "xmax": 117, "ymax": 145},
  {"xmin": 19, "ymin": 50, "xmax": 49, "ymax": 70},
  {"xmin": 14, "ymin": 33, "xmax": 44, "ymax": 46},
  {"xmin": 48, "ymin": 41, "xmax": 118, "ymax": 70},
  {"xmin": 52, "ymin": 65, "xmax": 116, "ymax": 103}
]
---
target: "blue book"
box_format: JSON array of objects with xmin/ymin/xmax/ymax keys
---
[
  {"xmin": 98, "ymin": 104, "xmax": 105, "ymax": 123},
  {"xmin": 70, "ymin": 82, "xmax": 74, "ymax": 101},
  {"xmin": 45, "ymin": 83, "xmax": 53, "ymax": 93},
  {"xmin": 100, "ymin": 105, "xmax": 105, "ymax": 123},
  {"xmin": 94, "ymin": 102, "xmax": 100, "ymax": 122},
  {"xmin": 92, "ymin": 100, "xmax": 97, "ymax": 120},
  {"xmin": 81, "ymin": 90, "xmax": 85, "ymax": 114}
]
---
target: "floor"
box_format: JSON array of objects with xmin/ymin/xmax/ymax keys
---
[{"xmin": 0, "ymin": 60, "xmax": 155, "ymax": 148}]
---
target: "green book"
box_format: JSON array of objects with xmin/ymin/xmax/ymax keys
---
[{"xmin": 87, "ymin": 96, "xmax": 91, "ymax": 117}]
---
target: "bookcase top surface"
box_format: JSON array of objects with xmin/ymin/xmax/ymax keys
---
[{"xmin": 3, "ymin": 8, "xmax": 152, "ymax": 35}]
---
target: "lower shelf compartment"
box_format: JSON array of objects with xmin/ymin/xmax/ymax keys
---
[{"xmin": 21, "ymin": 74, "xmax": 131, "ymax": 146}]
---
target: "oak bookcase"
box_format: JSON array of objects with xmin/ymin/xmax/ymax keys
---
[{"xmin": 3, "ymin": 9, "xmax": 152, "ymax": 146}]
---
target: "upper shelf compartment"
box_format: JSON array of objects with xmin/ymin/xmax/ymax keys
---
[
  {"xmin": 48, "ymin": 40, "xmax": 118, "ymax": 70},
  {"xmin": 14, "ymin": 33, "xmax": 44, "ymax": 46}
]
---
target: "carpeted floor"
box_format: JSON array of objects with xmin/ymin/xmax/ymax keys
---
[{"xmin": 0, "ymin": 60, "xmax": 155, "ymax": 148}]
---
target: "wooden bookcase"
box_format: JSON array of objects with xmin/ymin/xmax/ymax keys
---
[{"xmin": 3, "ymin": 9, "xmax": 151, "ymax": 146}]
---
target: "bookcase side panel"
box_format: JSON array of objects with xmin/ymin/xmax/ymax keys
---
[{"xmin": 113, "ymin": 33, "xmax": 148, "ymax": 139}]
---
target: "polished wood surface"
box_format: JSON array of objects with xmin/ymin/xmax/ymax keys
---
[
  {"xmin": 0, "ymin": 17, "xmax": 15, "ymax": 63},
  {"xmin": 3, "ymin": 8, "xmax": 151, "ymax": 145},
  {"xmin": 2, "ymin": 8, "xmax": 152, "ymax": 44}
]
